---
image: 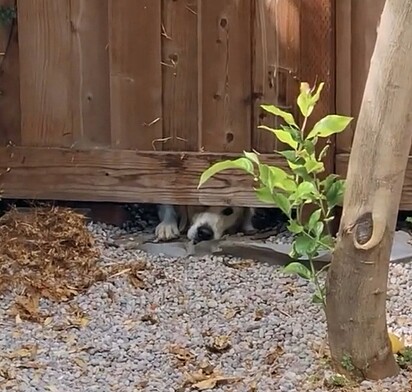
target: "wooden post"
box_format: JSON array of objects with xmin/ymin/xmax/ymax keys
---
[{"xmin": 325, "ymin": 0, "xmax": 412, "ymax": 380}]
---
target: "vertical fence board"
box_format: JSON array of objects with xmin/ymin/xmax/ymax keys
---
[
  {"xmin": 161, "ymin": 0, "xmax": 199, "ymax": 152},
  {"xmin": 251, "ymin": 0, "xmax": 300, "ymax": 153},
  {"xmin": 109, "ymin": 0, "xmax": 162, "ymax": 151},
  {"xmin": 335, "ymin": 0, "xmax": 352, "ymax": 154},
  {"xmin": 18, "ymin": 0, "xmax": 73, "ymax": 147},
  {"xmin": 336, "ymin": 0, "xmax": 386, "ymax": 154},
  {"xmin": 200, "ymin": 0, "xmax": 251, "ymax": 153},
  {"xmin": 70, "ymin": 0, "xmax": 111, "ymax": 149},
  {"xmin": 0, "ymin": 0, "xmax": 20, "ymax": 146},
  {"xmin": 300, "ymin": 0, "xmax": 334, "ymax": 173}
]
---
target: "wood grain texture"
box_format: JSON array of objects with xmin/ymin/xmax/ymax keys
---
[
  {"xmin": 335, "ymin": 0, "xmax": 353, "ymax": 154},
  {"xmin": 336, "ymin": 154, "xmax": 412, "ymax": 210},
  {"xmin": 70, "ymin": 0, "xmax": 111, "ymax": 148},
  {"xmin": 0, "ymin": 0, "xmax": 20, "ymax": 146},
  {"xmin": 300, "ymin": 0, "xmax": 334, "ymax": 174},
  {"xmin": 200, "ymin": 0, "xmax": 251, "ymax": 152},
  {"xmin": 161, "ymin": 0, "xmax": 199, "ymax": 151},
  {"xmin": 18, "ymin": 0, "xmax": 73, "ymax": 147},
  {"xmin": 0, "ymin": 147, "xmax": 287, "ymax": 207},
  {"xmin": 251, "ymin": 0, "xmax": 300, "ymax": 153},
  {"xmin": 336, "ymin": 0, "xmax": 386, "ymax": 154},
  {"xmin": 109, "ymin": 0, "xmax": 162, "ymax": 150}
]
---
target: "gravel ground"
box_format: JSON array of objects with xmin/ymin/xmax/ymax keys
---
[{"xmin": 0, "ymin": 220, "xmax": 412, "ymax": 392}]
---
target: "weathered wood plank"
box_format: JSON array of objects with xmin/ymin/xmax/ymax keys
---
[
  {"xmin": 200, "ymin": 0, "xmax": 251, "ymax": 153},
  {"xmin": 336, "ymin": 0, "xmax": 386, "ymax": 154},
  {"xmin": 0, "ymin": 0, "xmax": 20, "ymax": 146},
  {"xmin": 0, "ymin": 147, "xmax": 287, "ymax": 207},
  {"xmin": 300, "ymin": 0, "xmax": 334, "ymax": 174},
  {"xmin": 109, "ymin": 0, "xmax": 163, "ymax": 150},
  {"xmin": 161, "ymin": 0, "xmax": 199, "ymax": 151},
  {"xmin": 251, "ymin": 0, "xmax": 300, "ymax": 153},
  {"xmin": 70, "ymin": 0, "xmax": 111, "ymax": 148},
  {"xmin": 335, "ymin": 0, "xmax": 353, "ymax": 154},
  {"xmin": 336, "ymin": 154, "xmax": 412, "ymax": 210},
  {"xmin": 18, "ymin": 0, "xmax": 73, "ymax": 147}
]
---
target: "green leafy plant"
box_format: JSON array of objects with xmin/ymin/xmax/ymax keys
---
[
  {"xmin": 198, "ymin": 82, "xmax": 353, "ymax": 306},
  {"xmin": 340, "ymin": 353, "xmax": 355, "ymax": 372},
  {"xmin": 324, "ymin": 373, "xmax": 350, "ymax": 389},
  {"xmin": 395, "ymin": 346, "xmax": 412, "ymax": 369}
]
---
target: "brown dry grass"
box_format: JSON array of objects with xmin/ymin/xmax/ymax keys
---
[
  {"xmin": 0, "ymin": 205, "xmax": 101, "ymax": 301},
  {"xmin": 0, "ymin": 205, "xmax": 148, "ymax": 322}
]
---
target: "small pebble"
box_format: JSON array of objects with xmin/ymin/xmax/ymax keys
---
[{"xmin": 0, "ymin": 207, "xmax": 410, "ymax": 392}]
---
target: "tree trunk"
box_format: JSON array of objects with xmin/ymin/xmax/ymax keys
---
[{"xmin": 325, "ymin": 0, "xmax": 412, "ymax": 380}]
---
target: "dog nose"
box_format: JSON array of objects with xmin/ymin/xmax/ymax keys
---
[{"xmin": 195, "ymin": 225, "xmax": 214, "ymax": 243}]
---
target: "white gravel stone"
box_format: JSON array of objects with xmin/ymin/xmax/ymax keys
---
[{"xmin": 0, "ymin": 221, "xmax": 411, "ymax": 391}]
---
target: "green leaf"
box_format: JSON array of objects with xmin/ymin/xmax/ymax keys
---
[
  {"xmin": 311, "ymin": 82, "xmax": 325, "ymax": 106},
  {"xmin": 313, "ymin": 221, "xmax": 325, "ymax": 238},
  {"xmin": 320, "ymin": 174, "xmax": 340, "ymax": 193},
  {"xmin": 304, "ymin": 155, "xmax": 324, "ymax": 174},
  {"xmin": 272, "ymin": 193, "xmax": 291, "ymax": 216},
  {"xmin": 258, "ymin": 164, "xmax": 270, "ymax": 187},
  {"xmin": 259, "ymin": 164, "xmax": 284, "ymax": 187},
  {"xmin": 297, "ymin": 82, "xmax": 313, "ymax": 117},
  {"xmin": 308, "ymin": 209, "xmax": 322, "ymax": 232},
  {"xmin": 326, "ymin": 179, "xmax": 345, "ymax": 208},
  {"xmin": 259, "ymin": 126, "xmax": 298, "ymax": 149},
  {"xmin": 312, "ymin": 290, "xmax": 325, "ymax": 304},
  {"xmin": 296, "ymin": 181, "xmax": 317, "ymax": 199},
  {"xmin": 243, "ymin": 151, "xmax": 260, "ymax": 165},
  {"xmin": 294, "ymin": 233, "xmax": 318, "ymax": 257},
  {"xmin": 407, "ymin": 217, "xmax": 412, "ymax": 224},
  {"xmin": 260, "ymin": 105, "xmax": 297, "ymax": 127},
  {"xmin": 303, "ymin": 140, "xmax": 316, "ymax": 155},
  {"xmin": 297, "ymin": 82, "xmax": 326, "ymax": 118},
  {"xmin": 281, "ymin": 125, "xmax": 302, "ymax": 144},
  {"xmin": 288, "ymin": 220, "xmax": 304, "ymax": 234},
  {"xmin": 307, "ymin": 115, "xmax": 353, "ymax": 139},
  {"xmin": 320, "ymin": 234, "xmax": 335, "ymax": 249},
  {"xmin": 267, "ymin": 167, "xmax": 296, "ymax": 192},
  {"xmin": 290, "ymin": 165, "xmax": 312, "ymax": 182},
  {"xmin": 198, "ymin": 158, "xmax": 254, "ymax": 188},
  {"xmin": 259, "ymin": 164, "xmax": 296, "ymax": 193},
  {"xmin": 277, "ymin": 150, "xmax": 299, "ymax": 164},
  {"xmin": 283, "ymin": 262, "xmax": 312, "ymax": 280},
  {"xmin": 255, "ymin": 187, "xmax": 275, "ymax": 205}
]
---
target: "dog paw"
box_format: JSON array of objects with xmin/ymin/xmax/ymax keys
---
[
  {"xmin": 155, "ymin": 222, "xmax": 180, "ymax": 241},
  {"xmin": 243, "ymin": 228, "xmax": 258, "ymax": 235},
  {"xmin": 242, "ymin": 222, "xmax": 257, "ymax": 235}
]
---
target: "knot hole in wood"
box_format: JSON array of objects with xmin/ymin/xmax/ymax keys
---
[{"xmin": 354, "ymin": 212, "xmax": 374, "ymax": 246}]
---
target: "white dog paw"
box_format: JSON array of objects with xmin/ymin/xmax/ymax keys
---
[
  {"xmin": 155, "ymin": 222, "xmax": 180, "ymax": 241},
  {"xmin": 242, "ymin": 221, "xmax": 257, "ymax": 235}
]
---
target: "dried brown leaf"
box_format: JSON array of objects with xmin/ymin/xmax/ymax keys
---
[
  {"xmin": 265, "ymin": 345, "xmax": 284, "ymax": 365},
  {"xmin": 73, "ymin": 357, "xmax": 87, "ymax": 369},
  {"xmin": 223, "ymin": 259, "xmax": 255, "ymax": 269},
  {"xmin": 198, "ymin": 359, "xmax": 215, "ymax": 376},
  {"xmin": 141, "ymin": 314, "xmax": 158, "ymax": 324},
  {"xmin": 192, "ymin": 375, "xmax": 241, "ymax": 390},
  {"xmin": 224, "ymin": 307, "xmax": 242, "ymax": 320},
  {"xmin": 169, "ymin": 344, "xmax": 195, "ymax": 365},
  {"xmin": 9, "ymin": 344, "xmax": 38, "ymax": 361},
  {"xmin": 206, "ymin": 335, "xmax": 232, "ymax": 353},
  {"xmin": 254, "ymin": 308, "xmax": 265, "ymax": 321}
]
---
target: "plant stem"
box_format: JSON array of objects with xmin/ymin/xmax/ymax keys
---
[{"xmin": 309, "ymin": 257, "xmax": 326, "ymax": 306}]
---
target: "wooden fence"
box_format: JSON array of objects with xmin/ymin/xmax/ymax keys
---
[
  {"xmin": 1, "ymin": 0, "xmax": 410, "ymax": 209},
  {"xmin": 335, "ymin": 0, "xmax": 412, "ymax": 209}
]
